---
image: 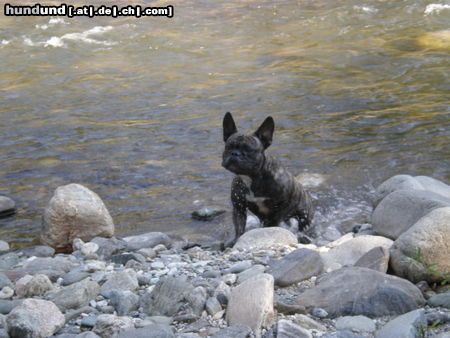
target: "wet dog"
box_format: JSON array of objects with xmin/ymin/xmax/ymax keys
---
[{"xmin": 222, "ymin": 112, "xmax": 314, "ymax": 246}]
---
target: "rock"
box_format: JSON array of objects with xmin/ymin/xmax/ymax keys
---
[
  {"xmin": 140, "ymin": 275, "xmax": 196, "ymax": 316},
  {"xmin": 390, "ymin": 207, "xmax": 450, "ymax": 284},
  {"xmin": 0, "ymin": 286, "xmax": 13, "ymax": 299},
  {"xmin": 274, "ymin": 298, "xmax": 306, "ymax": 315},
  {"xmin": 81, "ymin": 313, "xmax": 98, "ymax": 328},
  {"xmin": 107, "ymin": 290, "xmax": 139, "ymax": 316},
  {"xmin": 295, "ymin": 267, "xmax": 425, "ymax": 318},
  {"xmin": 335, "ymin": 316, "xmax": 376, "ymax": 333},
  {"xmin": 92, "ymin": 314, "xmax": 134, "ymax": 338},
  {"xmin": 48, "ymin": 278, "xmax": 100, "ymax": 312},
  {"xmin": 185, "ymin": 286, "xmax": 207, "ymax": 316},
  {"xmin": 375, "ymin": 309, "xmax": 426, "ymax": 338},
  {"xmin": 100, "ymin": 269, "xmax": 138, "ymax": 293},
  {"xmin": 206, "ymin": 297, "xmax": 222, "ymax": 317},
  {"xmin": 233, "ymin": 228, "xmax": 297, "ymax": 251},
  {"xmin": 20, "ymin": 256, "xmax": 75, "ymax": 281},
  {"xmin": 0, "ymin": 241, "xmax": 9, "ymax": 254},
  {"xmin": 320, "ymin": 235, "xmax": 393, "ymax": 272},
  {"xmin": 268, "ymin": 248, "xmax": 323, "ymax": 287},
  {"xmin": 0, "ymin": 196, "xmax": 15, "ymax": 218},
  {"xmin": 226, "ymin": 273, "xmax": 275, "ymax": 337},
  {"xmin": 191, "ymin": 207, "xmax": 226, "ymax": 221},
  {"xmin": 277, "ymin": 319, "xmax": 312, "ymax": 338},
  {"xmin": 428, "ymin": 292, "xmax": 450, "ymax": 308},
  {"xmin": 62, "ymin": 269, "xmax": 91, "ymax": 286},
  {"xmin": 311, "ymin": 308, "xmax": 328, "ymax": 318},
  {"xmin": 123, "ymin": 232, "xmax": 172, "ymax": 251},
  {"xmin": 111, "ymin": 253, "xmax": 145, "ymax": 265},
  {"xmin": 64, "ymin": 305, "xmax": 98, "ymax": 322},
  {"xmin": 372, "ymin": 190, "xmax": 450, "ymax": 240},
  {"xmin": 291, "ymin": 314, "xmax": 326, "ymax": 331},
  {"xmin": 354, "ymin": 246, "xmax": 390, "ymax": 273},
  {"xmin": 41, "ymin": 183, "xmax": 114, "ymax": 253},
  {"xmin": 18, "ymin": 245, "xmax": 55, "ymax": 257},
  {"xmin": 237, "ymin": 265, "xmax": 266, "ymax": 284},
  {"xmin": 6, "ymin": 298, "xmax": 65, "ymax": 338},
  {"xmin": 91, "ymin": 237, "xmax": 127, "ymax": 260},
  {"xmin": 416, "ymin": 30, "xmax": 450, "ymax": 51},
  {"xmin": 210, "ymin": 324, "xmax": 252, "ymax": 338},
  {"xmin": 0, "ymin": 253, "xmax": 19, "ymax": 270},
  {"xmin": 224, "ymin": 261, "xmax": 253, "ymax": 274},
  {"xmin": 15, "ymin": 274, "xmax": 53, "ymax": 298},
  {"xmin": 78, "ymin": 240, "xmax": 100, "ymax": 259},
  {"xmin": 0, "ymin": 273, "xmax": 12, "ymax": 289},
  {"xmin": 118, "ymin": 324, "xmax": 175, "ymax": 338},
  {"xmin": 0, "ymin": 300, "xmax": 22, "ymax": 315}
]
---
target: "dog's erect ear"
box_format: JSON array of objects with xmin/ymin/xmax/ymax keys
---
[
  {"xmin": 223, "ymin": 112, "xmax": 238, "ymax": 142},
  {"xmin": 254, "ymin": 116, "xmax": 274, "ymax": 149}
]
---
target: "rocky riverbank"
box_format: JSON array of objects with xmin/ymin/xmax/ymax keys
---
[{"xmin": 0, "ymin": 174, "xmax": 448, "ymax": 337}]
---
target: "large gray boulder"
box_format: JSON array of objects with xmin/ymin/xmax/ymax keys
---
[
  {"xmin": 268, "ymin": 248, "xmax": 323, "ymax": 286},
  {"xmin": 6, "ymin": 298, "xmax": 65, "ymax": 338},
  {"xmin": 48, "ymin": 277, "xmax": 100, "ymax": 312},
  {"xmin": 390, "ymin": 207, "xmax": 450, "ymax": 284},
  {"xmin": 295, "ymin": 267, "xmax": 425, "ymax": 318},
  {"xmin": 233, "ymin": 228, "xmax": 297, "ymax": 251},
  {"xmin": 226, "ymin": 273, "xmax": 275, "ymax": 337},
  {"xmin": 41, "ymin": 184, "xmax": 114, "ymax": 253},
  {"xmin": 371, "ymin": 190, "xmax": 450, "ymax": 240}
]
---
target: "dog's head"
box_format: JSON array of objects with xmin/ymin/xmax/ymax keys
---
[{"xmin": 222, "ymin": 112, "xmax": 274, "ymax": 176}]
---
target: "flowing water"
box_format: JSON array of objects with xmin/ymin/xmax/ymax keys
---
[{"xmin": 1, "ymin": 0, "xmax": 449, "ymax": 247}]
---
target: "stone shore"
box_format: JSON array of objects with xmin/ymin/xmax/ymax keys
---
[{"xmin": 0, "ymin": 174, "xmax": 448, "ymax": 337}]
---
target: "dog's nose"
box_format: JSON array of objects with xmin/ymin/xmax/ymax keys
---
[{"xmin": 231, "ymin": 150, "xmax": 241, "ymax": 157}]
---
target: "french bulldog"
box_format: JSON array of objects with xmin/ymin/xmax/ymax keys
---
[{"xmin": 222, "ymin": 112, "xmax": 314, "ymax": 246}]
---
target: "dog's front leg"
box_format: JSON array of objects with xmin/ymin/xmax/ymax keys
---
[{"xmin": 227, "ymin": 176, "xmax": 248, "ymax": 246}]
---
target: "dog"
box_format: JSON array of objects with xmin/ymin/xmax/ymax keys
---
[{"xmin": 222, "ymin": 112, "xmax": 314, "ymax": 246}]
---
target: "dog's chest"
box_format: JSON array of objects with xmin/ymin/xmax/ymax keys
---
[{"xmin": 239, "ymin": 175, "xmax": 270, "ymax": 214}]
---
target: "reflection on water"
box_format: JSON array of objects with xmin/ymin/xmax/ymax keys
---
[{"xmin": 0, "ymin": 0, "xmax": 449, "ymax": 247}]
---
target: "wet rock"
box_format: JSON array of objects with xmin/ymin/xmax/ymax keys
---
[
  {"xmin": 118, "ymin": 324, "xmax": 175, "ymax": 338},
  {"xmin": 18, "ymin": 245, "xmax": 55, "ymax": 257},
  {"xmin": 48, "ymin": 278, "xmax": 100, "ymax": 312},
  {"xmin": 428, "ymin": 292, "xmax": 450, "ymax": 308},
  {"xmin": 20, "ymin": 255, "xmax": 75, "ymax": 282},
  {"xmin": 390, "ymin": 207, "xmax": 450, "ymax": 284},
  {"xmin": 140, "ymin": 275, "xmax": 197, "ymax": 316},
  {"xmin": 372, "ymin": 190, "xmax": 450, "ymax": 240},
  {"xmin": 233, "ymin": 228, "xmax": 297, "ymax": 251},
  {"xmin": 191, "ymin": 206, "xmax": 226, "ymax": 221},
  {"xmin": 335, "ymin": 315, "xmax": 376, "ymax": 333},
  {"xmin": 277, "ymin": 319, "xmax": 312, "ymax": 338},
  {"xmin": 41, "ymin": 183, "xmax": 114, "ymax": 253},
  {"xmin": 0, "ymin": 273, "xmax": 12, "ymax": 289},
  {"xmin": 91, "ymin": 237, "xmax": 127, "ymax": 260},
  {"xmin": 226, "ymin": 273, "xmax": 275, "ymax": 337},
  {"xmin": 375, "ymin": 309, "xmax": 426, "ymax": 338},
  {"xmin": 100, "ymin": 269, "xmax": 138, "ymax": 293},
  {"xmin": 295, "ymin": 267, "xmax": 425, "ymax": 318},
  {"xmin": 354, "ymin": 246, "xmax": 390, "ymax": 273},
  {"xmin": 268, "ymin": 248, "xmax": 323, "ymax": 286},
  {"xmin": 320, "ymin": 235, "xmax": 393, "ymax": 272},
  {"xmin": 123, "ymin": 232, "xmax": 172, "ymax": 251},
  {"xmin": 210, "ymin": 324, "xmax": 252, "ymax": 338},
  {"xmin": 6, "ymin": 298, "xmax": 65, "ymax": 338},
  {"xmin": 0, "ymin": 196, "xmax": 15, "ymax": 218},
  {"xmin": 106, "ymin": 290, "xmax": 139, "ymax": 316},
  {"xmin": 15, "ymin": 274, "xmax": 53, "ymax": 298},
  {"xmin": 92, "ymin": 314, "xmax": 134, "ymax": 338},
  {"xmin": 374, "ymin": 175, "xmax": 450, "ymax": 206},
  {"xmin": 0, "ymin": 253, "xmax": 19, "ymax": 270},
  {"xmin": 0, "ymin": 241, "xmax": 9, "ymax": 254}
]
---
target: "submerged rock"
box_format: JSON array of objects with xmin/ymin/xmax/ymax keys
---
[
  {"xmin": 191, "ymin": 206, "xmax": 226, "ymax": 221},
  {"xmin": 0, "ymin": 196, "xmax": 15, "ymax": 218},
  {"xmin": 295, "ymin": 267, "xmax": 425, "ymax": 318},
  {"xmin": 41, "ymin": 183, "xmax": 114, "ymax": 253}
]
